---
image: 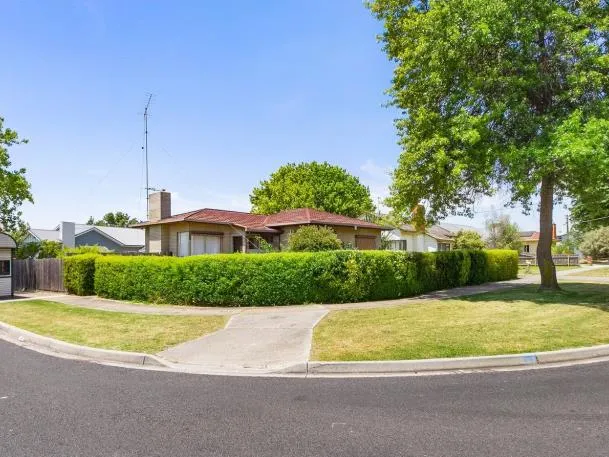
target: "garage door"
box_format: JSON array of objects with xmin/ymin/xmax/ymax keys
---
[
  {"xmin": 355, "ymin": 236, "xmax": 377, "ymax": 250},
  {"xmin": 191, "ymin": 234, "xmax": 222, "ymax": 255}
]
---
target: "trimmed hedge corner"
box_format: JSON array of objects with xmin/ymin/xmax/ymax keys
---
[
  {"xmin": 83, "ymin": 249, "xmax": 518, "ymax": 306},
  {"xmin": 63, "ymin": 254, "xmax": 98, "ymax": 296}
]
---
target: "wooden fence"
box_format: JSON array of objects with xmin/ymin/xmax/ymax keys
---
[
  {"xmin": 13, "ymin": 258, "xmax": 65, "ymax": 292},
  {"xmin": 518, "ymin": 254, "xmax": 580, "ymax": 266}
]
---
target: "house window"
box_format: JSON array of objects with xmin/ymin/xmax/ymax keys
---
[
  {"xmin": 387, "ymin": 240, "xmax": 407, "ymax": 251},
  {"xmin": 0, "ymin": 260, "xmax": 10, "ymax": 277},
  {"xmin": 523, "ymin": 244, "xmax": 530, "ymax": 253},
  {"xmin": 191, "ymin": 234, "xmax": 222, "ymax": 255},
  {"xmin": 438, "ymin": 243, "xmax": 451, "ymax": 251}
]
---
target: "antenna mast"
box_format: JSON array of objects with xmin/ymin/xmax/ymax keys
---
[{"xmin": 143, "ymin": 94, "xmax": 153, "ymax": 217}]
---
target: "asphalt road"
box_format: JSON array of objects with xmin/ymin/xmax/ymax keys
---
[{"xmin": 2, "ymin": 341, "xmax": 609, "ymax": 457}]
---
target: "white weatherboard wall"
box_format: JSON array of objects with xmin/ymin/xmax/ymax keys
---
[{"xmin": 0, "ymin": 249, "xmax": 11, "ymax": 297}]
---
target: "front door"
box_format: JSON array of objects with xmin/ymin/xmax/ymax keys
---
[{"xmin": 233, "ymin": 236, "xmax": 243, "ymax": 253}]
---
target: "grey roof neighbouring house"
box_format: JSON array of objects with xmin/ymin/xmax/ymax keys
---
[
  {"xmin": 26, "ymin": 223, "xmax": 145, "ymax": 253},
  {"xmin": 400, "ymin": 222, "xmax": 484, "ymax": 241}
]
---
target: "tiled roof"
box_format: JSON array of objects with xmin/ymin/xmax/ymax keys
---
[
  {"xmin": 519, "ymin": 231, "xmax": 540, "ymax": 240},
  {"xmin": 134, "ymin": 207, "xmax": 385, "ymax": 232},
  {"xmin": 264, "ymin": 208, "xmax": 383, "ymax": 229}
]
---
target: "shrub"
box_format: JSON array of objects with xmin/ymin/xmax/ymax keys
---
[
  {"xmin": 579, "ymin": 226, "xmax": 609, "ymax": 259},
  {"xmin": 38, "ymin": 240, "xmax": 62, "ymax": 259},
  {"xmin": 453, "ymin": 230, "xmax": 486, "ymax": 250},
  {"xmin": 92, "ymin": 249, "xmax": 518, "ymax": 306},
  {"xmin": 287, "ymin": 225, "xmax": 343, "ymax": 252},
  {"xmin": 61, "ymin": 245, "xmax": 110, "ymax": 257},
  {"xmin": 63, "ymin": 254, "xmax": 97, "ymax": 295}
]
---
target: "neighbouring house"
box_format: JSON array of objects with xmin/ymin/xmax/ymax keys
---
[
  {"xmin": 23, "ymin": 222, "xmax": 145, "ymax": 254},
  {"xmin": 386, "ymin": 222, "xmax": 484, "ymax": 252},
  {"xmin": 519, "ymin": 224, "xmax": 557, "ymax": 255},
  {"xmin": 0, "ymin": 232, "xmax": 16, "ymax": 297},
  {"xmin": 135, "ymin": 191, "xmax": 387, "ymax": 255}
]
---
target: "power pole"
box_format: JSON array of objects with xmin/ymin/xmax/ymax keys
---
[
  {"xmin": 143, "ymin": 94, "xmax": 153, "ymax": 217},
  {"xmin": 566, "ymin": 214, "xmax": 570, "ymax": 235}
]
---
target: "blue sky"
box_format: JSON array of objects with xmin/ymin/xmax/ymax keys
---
[{"xmin": 1, "ymin": 0, "xmax": 567, "ymax": 232}]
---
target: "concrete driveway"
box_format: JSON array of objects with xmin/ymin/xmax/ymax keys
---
[{"xmin": 159, "ymin": 307, "xmax": 328, "ymax": 372}]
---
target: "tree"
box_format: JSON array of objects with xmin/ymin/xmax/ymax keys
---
[
  {"xmin": 0, "ymin": 117, "xmax": 32, "ymax": 233},
  {"xmin": 38, "ymin": 240, "xmax": 62, "ymax": 259},
  {"xmin": 15, "ymin": 241, "xmax": 40, "ymax": 259},
  {"xmin": 369, "ymin": 0, "xmax": 609, "ymax": 290},
  {"xmin": 486, "ymin": 215, "xmax": 523, "ymax": 251},
  {"xmin": 453, "ymin": 230, "xmax": 485, "ymax": 250},
  {"xmin": 570, "ymin": 184, "xmax": 609, "ymax": 233},
  {"xmin": 250, "ymin": 162, "xmax": 375, "ymax": 218},
  {"xmin": 287, "ymin": 225, "xmax": 343, "ymax": 252},
  {"xmin": 87, "ymin": 211, "xmax": 139, "ymax": 227},
  {"xmin": 579, "ymin": 226, "xmax": 609, "ymax": 259}
]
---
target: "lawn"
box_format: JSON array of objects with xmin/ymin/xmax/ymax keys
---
[
  {"xmin": 0, "ymin": 300, "xmax": 227, "ymax": 353},
  {"xmin": 570, "ymin": 267, "xmax": 609, "ymax": 277},
  {"xmin": 312, "ymin": 283, "xmax": 609, "ymax": 361},
  {"xmin": 518, "ymin": 265, "xmax": 580, "ymax": 276}
]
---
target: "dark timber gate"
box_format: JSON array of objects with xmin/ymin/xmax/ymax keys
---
[{"xmin": 12, "ymin": 258, "xmax": 65, "ymax": 292}]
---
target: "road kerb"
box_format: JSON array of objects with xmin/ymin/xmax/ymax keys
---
[
  {"xmin": 4, "ymin": 319, "xmax": 609, "ymax": 376},
  {"xmin": 307, "ymin": 353, "xmax": 538, "ymax": 374},
  {"xmin": 0, "ymin": 321, "xmax": 169, "ymax": 368},
  {"xmin": 534, "ymin": 344, "xmax": 609, "ymax": 364}
]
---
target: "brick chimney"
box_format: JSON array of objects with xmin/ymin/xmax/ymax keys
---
[
  {"xmin": 552, "ymin": 223, "xmax": 557, "ymax": 240},
  {"xmin": 148, "ymin": 191, "xmax": 171, "ymax": 222}
]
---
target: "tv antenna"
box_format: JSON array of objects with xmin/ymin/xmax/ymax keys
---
[{"xmin": 143, "ymin": 94, "xmax": 153, "ymax": 217}]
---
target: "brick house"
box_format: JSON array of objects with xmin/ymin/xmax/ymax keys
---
[{"xmin": 135, "ymin": 192, "xmax": 386, "ymax": 256}]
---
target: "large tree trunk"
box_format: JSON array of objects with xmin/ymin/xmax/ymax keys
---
[{"xmin": 537, "ymin": 174, "xmax": 559, "ymax": 290}]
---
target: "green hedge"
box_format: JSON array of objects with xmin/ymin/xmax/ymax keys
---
[
  {"xmin": 63, "ymin": 254, "xmax": 98, "ymax": 296},
  {"xmin": 84, "ymin": 249, "xmax": 518, "ymax": 306}
]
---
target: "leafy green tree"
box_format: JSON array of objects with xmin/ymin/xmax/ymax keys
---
[
  {"xmin": 369, "ymin": 0, "xmax": 609, "ymax": 290},
  {"xmin": 287, "ymin": 225, "xmax": 343, "ymax": 252},
  {"xmin": 15, "ymin": 241, "xmax": 40, "ymax": 259},
  {"xmin": 0, "ymin": 117, "xmax": 32, "ymax": 233},
  {"xmin": 485, "ymin": 215, "xmax": 523, "ymax": 251},
  {"xmin": 250, "ymin": 162, "xmax": 375, "ymax": 218},
  {"xmin": 579, "ymin": 226, "xmax": 609, "ymax": 259},
  {"xmin": 453, "ymin": 230, "xmax": 485, "ymax": 250},
  {"xmin": 87, "ymin": 211, "xmax": 139, "ymax": 227},
  {"xmin": 570, "ymin": 184, "xmax": 609, "ymax": 233},
  {"xmin": 38, "ymin": 240, "xmax": 62, "ymax": 259}
]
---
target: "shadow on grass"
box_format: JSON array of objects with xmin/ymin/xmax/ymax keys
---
[{"xmin": 460, "ymin": 283, "xmax": 609, "ymax": 312}]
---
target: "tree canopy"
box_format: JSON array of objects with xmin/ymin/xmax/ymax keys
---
[
  {"xmin": 486, "ymin": 215, "xmax": 523, "ymax": 251},
  {"xmin": 250, "ymin": 162, "xmax": 375, "ymax": 218},
  {"xmin": 579, "ymin": 226, "xmax": 609, "ymax": 259},
  {"xmin": 369, "ymin": 0, "xmax": 609, "ymax": 289},
  {"xmin": 287, "ymin": 225, "xmax": 343, "ymax": 252},
  {"xmin": 0, "ymin": 117, "xmax": 32, "ymax": 233},
  {"xmin": 87, "ymin": 212, "xmax": 139, "ymax": 227},
  {"xmin": 453, "ymin": 230, "xmax": 486, "ymax": 250},
  {"xmin": 569, "ymin": 183, "xmax": 609, "ymax": 233}
]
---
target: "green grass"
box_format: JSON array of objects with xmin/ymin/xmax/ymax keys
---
[
  {"xmin": 0, "ymin": 300, "xmax": 227, "ymax": 353},
  {"xmin": 518, "ymin": 265, "xmax": 580, "ymax": 276},
  {"xmin": 312, "ymin": 283, "xmax": 609, "ymax": 361},
  {"xmin": 570, "ymin": 267, "xmax": 609, "ymax": 277}
]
